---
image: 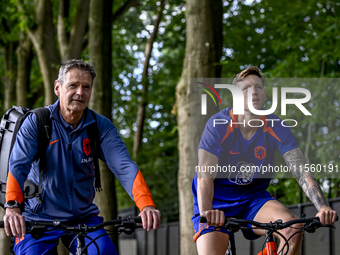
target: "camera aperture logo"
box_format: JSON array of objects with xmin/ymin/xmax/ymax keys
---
[
  {"xmin": 197, "ymin": 82, "xmax": 312, "ymax": 127},
  {"xmin": 196, "ymin": 82, "xmax": 223, "ymax": 115}
]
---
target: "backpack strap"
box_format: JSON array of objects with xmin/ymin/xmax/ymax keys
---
[
  {"xmin": 29, "ymin": 107, "xmax": 52, "ymax": 203},
  {"xmin": 8, "ymin": 107, "xmax": 30, "ymax": 156},
  {"xmin": 87, "ymin": 110, "xmax": 102, "ymax": 192}
]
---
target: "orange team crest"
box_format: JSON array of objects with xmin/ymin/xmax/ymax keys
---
[
  {"xmin": 254, "ymin": 146, "xmax": 266, "ymax": 160},
  {"xmin": 83, "ymin": 138, "xmax": 91, "ymax": 156}
]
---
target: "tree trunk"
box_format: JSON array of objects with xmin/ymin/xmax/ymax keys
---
[
  {"xmin": 89, "ymin": 0, "xmax": 118, "ymax": 252},
  {"xmin": 176, "ymin": 0, "xmax": 222, "ymax": 254},
  {"xmin": 58, "ymin": 0, "xmax": 90, "ymax": 62},
  {"xmin": 3, "ymin": 42, "xmax": 17, "ymax": 110},
  {"xmin": 15, "ymin": 32, "xmax": 33, "ymax": 107},
  {"xmin": 133, "ymin": 0, "xmax": 165, "ymax": 161},
  {"xmin": 57, "ymin": 0, "xmax": 70, "ymax": 63},
  {"xmin": 18, "ymin": 0, "xmax": 60, "ymax": 106},
  {"xmin": 57, "ymin": 242, "xmax": 69, "ymax": 255},
  {"xmin": 0, "ymin": 210, "xmax": 10, "ymax": 254},
  {"xmin": 68, "ymin": 0, "xmax": 90, "ymax": 60},
  {"xmin": 15, "ymin": 0, "xmax": 91, "ymax": 107}
]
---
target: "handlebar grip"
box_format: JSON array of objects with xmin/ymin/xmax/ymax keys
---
[
  {"xmin": 130, "ymin": 216, "xmax": 142, "ymax": 224},
  {"xmin": 314, "ymin": 216, "xmax": 338, "ymax": 222},
  {"xmin": 200, "ymin": 217, "xmax": 207, "ymax": 223},
  {"xmin": 311, "ymin": 216, "xmax": 338, "ymax": 224}
]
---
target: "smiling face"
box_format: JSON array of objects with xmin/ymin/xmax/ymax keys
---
[
  {"xmin": 236, "ymin": 74, "xmax": 266, "ymax": 112},
  {"xmin": 54, "ymin": 68, "xmax": 92, "ymax": 116}
]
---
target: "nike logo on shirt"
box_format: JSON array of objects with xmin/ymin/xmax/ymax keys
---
[{"xmin": 49, "ymin": 139, "xmax": 60, "ymax": 145}]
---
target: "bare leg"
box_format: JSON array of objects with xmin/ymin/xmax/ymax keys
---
[
  {"xmin": 196, "ymin": 231, "xmax": 230, "ymax": 255},
  {"xmin": 252, "ymin": 200, "xmax": 302, "ymax": 255}
]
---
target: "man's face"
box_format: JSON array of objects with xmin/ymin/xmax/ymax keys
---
[
  {"xmin": 236, "ymin": 74, "xmax": 266, "ymax": 112},
  {"xmin": 54, "ymin": 68, "xmax": 92, "ymax": 115}
]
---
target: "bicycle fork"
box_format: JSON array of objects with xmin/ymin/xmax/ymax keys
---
[{"xmin": 257, "ymin": 231, "xmax": 277, "ymax": 255}]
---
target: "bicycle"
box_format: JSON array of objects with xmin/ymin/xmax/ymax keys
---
[
  {"xmin": 0, "ymin": 216, "xmax": 143, "ymax": 255},
  {"xmin": 200, "ymin": 215, "xmax": 337, "ymax": 255}
]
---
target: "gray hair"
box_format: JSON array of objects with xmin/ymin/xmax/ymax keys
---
[{"xmin": 57, "ymin": 59, "xmax": 96, "ymax": 85}]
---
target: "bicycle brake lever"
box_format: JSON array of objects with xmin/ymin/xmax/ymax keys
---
[
  {"xmin": 225, "ymin": 221, "xmax": 240, "ymax": 233},
  {"xmin": 128, "ymin": 216, "xmax": 142, "ymax": 224},
  {"xmin": 304, "ymin": 221, "xmax": 322, "ymax": 233},
  {"xmin": 28, "ymin": 224, "xmax": 46, "ymax": 240},
  {"xmin": 122, "ymin": 221, "xmax": 138, "ymax": 235}
]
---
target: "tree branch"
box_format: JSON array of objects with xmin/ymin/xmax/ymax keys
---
[
  {"xmin": 112, "ymin": 0, "xmax": 141, "ymax": 23},
  {"xmin": 1, "ymin": 17, "xmax": 10, "ymax": 33},
  {"xmin": 68, "ymin": 0, "xmax": 90, "ymax": 60},
  {"xmin": 133, "ymin": 0, "xmax": 166, "ymax": 160},
  {"xmin": 57, "ymin": 0, "xmax": 69, "ymax": 62}
]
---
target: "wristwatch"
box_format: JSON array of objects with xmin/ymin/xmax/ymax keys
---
[{"xmin": 4, "ymin": 200, "xmax": 20, "ymax": 209}]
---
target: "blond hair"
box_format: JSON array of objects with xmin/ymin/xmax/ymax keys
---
[{"xmin": 232, "ymin": 66, "xmax": 265, "ymax": 85}]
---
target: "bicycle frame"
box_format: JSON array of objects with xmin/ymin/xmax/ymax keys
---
[
  {"xmin": 227, "ymin": 230, "xmax": 277, "ymax": 255},
  {"xmin": 257, "ymin": 231, "xmax": 277, "ymax": 255},
  {"xmin": 76, "ymin": 234, "xmax": 88, "ymax": 255}
]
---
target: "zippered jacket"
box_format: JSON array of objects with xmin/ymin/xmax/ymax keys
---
[{"xmin": 6, "ymin": 100, "xmax": 155, "ymax": 221}]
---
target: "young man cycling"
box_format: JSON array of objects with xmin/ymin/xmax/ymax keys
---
[
  {"xmin": 3, "ymin": 60, "xmax": 160, "ymax": 254},
  {"xmin": 192, "ymin": 66, "xmax": 337, "ymax": 255}
]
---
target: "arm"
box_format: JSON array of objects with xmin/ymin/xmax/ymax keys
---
[
  {"xmin": 283, "ymin": 147, "xmax": 337, "ymax": 224},
  {"xmin": 3, "ymin": 114, "xmax": 39, "ymax": 238},
  {"xmin": 133, "ymin": 170, "xmax": 160, "ymax": 231},
  {"xmin": 197, "ymin": 149, "xmax": 224, "ymax": 226},
  {"xmin": 97, "ymin": 116, "xmax": 160, "ymax": 230}
]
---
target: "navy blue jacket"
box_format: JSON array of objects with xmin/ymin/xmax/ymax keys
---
[{"xmin": 7, "ymin": 100, "xmax": 155, "ymax": 221}]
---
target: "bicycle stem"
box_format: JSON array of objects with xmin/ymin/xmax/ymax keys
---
[{"xmin": 76, "ymin": 234, "xmax": 88, "ymax": 255}]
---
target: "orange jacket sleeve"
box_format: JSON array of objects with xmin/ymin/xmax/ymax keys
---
[
  {"xmin": 132, "ymin": 170, "xmax": 155, "ymax": 211},
  {"xmin": 6, "ymin": 172, "xmax": 24, "ymax": 204}
]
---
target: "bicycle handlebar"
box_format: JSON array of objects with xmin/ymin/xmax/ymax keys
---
[
  {"xmin": 200, "ymin": 215, "xmax": 337, "ymax": 255},
  {"xmin": 0, "ymin": 216, "xmax": 143, "ymax": 234},
  {"xmin": 200, "ymin": 215, "xmax": 338, "ymax": 232}
]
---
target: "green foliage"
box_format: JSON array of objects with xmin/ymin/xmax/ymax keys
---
[
  {"xmin": 0, "ymin": 53, "xmax": 4, "ymax": 114},
  {"xmin": 0, "ymin": 0, "xmax": 185, "ymax": 221},
  {"xmin": 0, "ymin": 0, "xmax": 20, "ymax": 114},
  {"xmin": 10, "ymin": 0, "xmax": 36, "ymax": 31},
  {"xmin": 222, "ymin": 0, "xmax": 340, "ymax": 204},
  {"xmin": 1, "ymin": 0, "xmax": 339, "ymax": 221},
  {"xmin": 112, "ymin": 0, "xmax": 185, "ymax": 221},
  {"xmin": 0, "ymin": 1, "xmax": 21, "ymax": 42}
]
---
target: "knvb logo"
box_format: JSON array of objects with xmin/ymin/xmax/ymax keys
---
[{"xmin": 198, "ymin": 84, "xmax": 312, "ymax": 116}]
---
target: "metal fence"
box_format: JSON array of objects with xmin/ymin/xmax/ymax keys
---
[{"xmin": 118, "ymin": 198, "xmax": 340, "ymax": 255}]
